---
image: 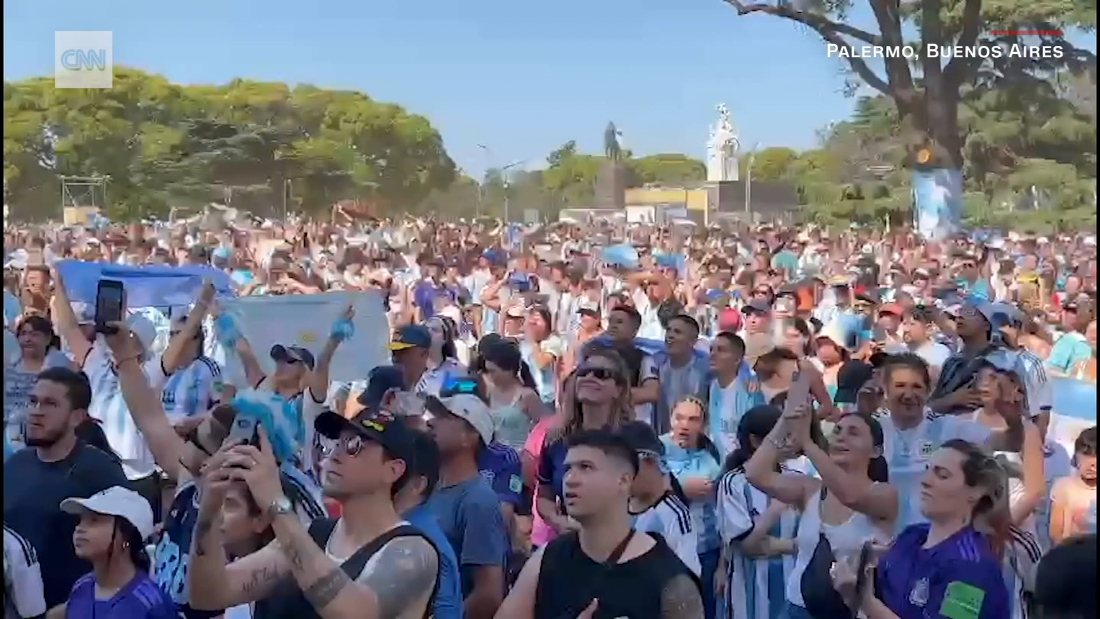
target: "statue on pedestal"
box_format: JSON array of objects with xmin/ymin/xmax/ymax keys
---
[
  {"xmin": 604, "ymin": 122, "xmax": 624, "ymax": 162},
  {"xmin": 707, "ymin": 104, "xmax": 740, "ymax": 182}
]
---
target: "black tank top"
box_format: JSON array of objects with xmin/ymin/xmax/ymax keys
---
[
  {"xmin": 534, "ymin": 531, "xmax": 698, "ymax": 619},
  {"xmin": 254, "ymin": 518, "xmax": 437, "ymax": 619}
]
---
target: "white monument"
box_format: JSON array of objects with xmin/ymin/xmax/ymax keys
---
[{"xmin": 707, "ymin": 104, "xmax": 741, "ymax": 182}]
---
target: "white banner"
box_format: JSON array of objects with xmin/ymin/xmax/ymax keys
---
[{"xmin": 213, "ymin": 291, "xmax": 389, "ymax": 387}]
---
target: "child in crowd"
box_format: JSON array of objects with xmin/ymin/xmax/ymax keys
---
[{"xmin": 1050, "ymin": 426, "xmax": 1098, "ymax": 544}]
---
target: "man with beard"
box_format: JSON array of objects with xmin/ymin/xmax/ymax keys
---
[
  {"xmin": 188, "ymin": 409, "xmax": 439, "ymax": 619},
  {"xmin": 496, "ymin": 429, "xmax": 703, "ymax": 619},
  {"xmin": 3, "ymin": 367, "xmax": 128, "ymax": 611}
]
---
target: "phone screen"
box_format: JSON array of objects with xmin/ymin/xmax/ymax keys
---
[
  {"xmin": 785, "ymin": 366, "xmax": 813, "ymax": 417},
  {"xmin": 227, "ymin": 415, "xmax": 259, "ymax": 447},
  {"xmin": 95, "ymin": 280, "xmax": 125, "ymax": 332}
]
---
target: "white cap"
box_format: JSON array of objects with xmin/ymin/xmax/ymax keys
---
[
  {"xmin": 61, "ymin": 486, "xmax": 155, "ymax": 540},
  {"xmin": 126, "ymin": 312, "xmax": 158, "ymax": 352},
  {"xmin": 435, "ymin": 394, "xmax": 494, "ymax": 446}
]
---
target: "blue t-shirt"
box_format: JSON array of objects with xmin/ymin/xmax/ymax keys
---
[
  {"xmin": 66, "ymin": 572, "xmax": 176, "ymax": 619},
  {"xmin": 478, "ymin": 442, "xmax": 525, "ymax": 508},
  {"xmin": 876, "ymin": 524, "xmax": 1009, "ymax": 619},
  {"xmin": 414, "ymin": 280, "xmax": 454, "ymax": 320},
  {"xmin": 660, "ymin": 435, "xmax": 721, "ymax": 553},
  {"xmin": 405, "ymin": 505, "xmax": 464, "ymax": 619},
  {"xmin": 425, "ymin": 477, "xmax": 509, "ymax": 599},
  {"xmin": 1047, "ymin": 332, "xmax": 1092, "ymax": 374}
]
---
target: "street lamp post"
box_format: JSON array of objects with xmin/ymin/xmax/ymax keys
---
[
  {"xmin": 501, "ymin": 160, "xmax": 525, "ymax": 224},
  {"xmin": 744, "ymin": 141, "xmax": 761, "ymax": 220}
]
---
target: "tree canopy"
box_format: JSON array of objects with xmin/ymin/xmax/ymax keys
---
[{"xmin": 4, "ymin": 68, "xmax": 455, "ymax": 221}]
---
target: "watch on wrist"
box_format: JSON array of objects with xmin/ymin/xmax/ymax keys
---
[{"xmin": 266, "ymin": 495, "xmax": 293, "ymax": 518}]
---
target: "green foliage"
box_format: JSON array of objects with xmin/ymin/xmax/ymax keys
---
[
  {"xmin": 627, "ymin": 154, "xmax": 706, "ymax": 185},
  {"xmin": 4, "ymin": 68, "xmax": 455, "ymax": 221}
]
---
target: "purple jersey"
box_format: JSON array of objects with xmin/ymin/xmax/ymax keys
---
[
  {"xmin": 66, "ymin": 572, "xmax": 176, "ymax": 619},
  {"xmin": 876, "ymin": 524, "xmax": 1010, "ymax": 619},
  {"xmin": 478, "ymin": 441, "xmax": 524, "ymax": 508}
]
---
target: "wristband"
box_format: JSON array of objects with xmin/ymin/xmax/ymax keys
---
[{"xmin": 330, "ymin": 317, "xmax": 355, "ymax": 342}]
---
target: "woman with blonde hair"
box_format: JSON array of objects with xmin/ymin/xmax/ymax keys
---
[{"xmin": 534, "ymin": 346, "xmax": 633, "ymax": 538}]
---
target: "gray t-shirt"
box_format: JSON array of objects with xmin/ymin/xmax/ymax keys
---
[{"xmin": 424, "ymin": 476, "xmax": 508, "ymax": 599}]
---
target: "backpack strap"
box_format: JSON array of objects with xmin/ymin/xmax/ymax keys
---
[{"xmin": 317, "ymin": 523, "xmax": 440, "ymax": 619}]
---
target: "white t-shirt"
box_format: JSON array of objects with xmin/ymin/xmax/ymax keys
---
[
  {"xmin": 83, "ymin": 342, "xmax": 160, "ymax": 479},
  {"xmin": 631, "ymin": 491, "xmax": 701, "ymax": 576},
  {"xmin": 520, "ymin": 336, "xmax": 563, "ymax": 406},
  {"xmin": 875, "ymin": 409, "xmax": 992, "ymax": 531},
  {"xmin": 913, "ymin": 340, "xmax": 952, "ymax": 371}
]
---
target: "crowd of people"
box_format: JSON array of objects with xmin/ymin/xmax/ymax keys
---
[{"xmin": 3, "ymin": 215, "xmax": 1097, "ymax": 619}]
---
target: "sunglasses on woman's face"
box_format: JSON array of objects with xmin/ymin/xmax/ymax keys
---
[{"xmin": 577, "ymin": 367, "xmax": 620, "ymax": 382}]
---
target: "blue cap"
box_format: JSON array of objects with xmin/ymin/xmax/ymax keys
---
[
  {"xmin": 389, "ymin": 325, "xmax": 432, "ymax": 351},
  {"xmin": 481, "ymin": 249, "xmax": 506, "ymax": 266},
  {"xmin": 356, "ymin": 365, "xmax": 406, "ymax": 409}
]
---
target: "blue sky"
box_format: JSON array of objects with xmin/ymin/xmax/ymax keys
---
[{"xmin": 3, "ymin": 0, "xmax": 1092, "ymax": 179}]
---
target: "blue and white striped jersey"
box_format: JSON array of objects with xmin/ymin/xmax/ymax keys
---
[
  {"xmin": 716, "ymin": 468, "xmax": 800, "ymax": 619},
  {"xmin": 631, "ymin": 490, "xmax": 700, "ymax": 576},
  {"xmin": 147, "ymin": 355, "xmax": 221, "ymax": 424},
  {"xmin": 874, "ymin": 408, "xmax": 991, "ymax": 532}
]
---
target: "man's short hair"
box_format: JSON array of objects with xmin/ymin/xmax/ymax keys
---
[
  {"xmin": 1034, "ymin": 534, "xmax": 1097, "ymax": 619},
  {"xmin": 1075, "ymin": 426, "xmax": 1097, "ymax": 457},
  {"xmin": 754, "ymin": 347, "xmax": 799, "ymax": 381},
  {"xmin": 408, "ymin": 429, "xmax": 441, "ymax": 499},
  {"xmin": 37, "ymin": 367, "xmax": 92, "ymax": 411},
  {"xmin": 668, "ymin": 314, "xmax": 700, "ymax": 335},
  {"xmin": 610, "ymin": 305, "xmax": 642, "ymax": 327},
  {"xmin": 566, "ymin": 429, "xmax": 639, "ymax": 475},
  {"xmin": 882, "ymin": 352, "xmax": 931, "ymax": 387}
]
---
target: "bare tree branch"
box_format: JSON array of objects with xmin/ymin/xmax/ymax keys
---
[
  {"xmin": 944, "ymin": 0, "xmax": 983, "ymax": 86},
  {"xmin": 722, "ymin": 0, "xmax": 883, "ymax": 45},
  {"xmin": 722, "ymin": 0, "xmax": 891, "ymax": 95}
]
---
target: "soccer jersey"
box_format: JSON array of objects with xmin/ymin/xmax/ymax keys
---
[
  {"xmin": 65, "ymin": 571, "xmax": 176, "ymax": 619},
  {"xmin": 1002, "ymin": 527, "xmax": 1042, "ymax": 619},
  {"xmin": 661, "ymin": 435, "xmax": 721, "ymax": 553},
  {"xmin": 716, "ymin": 469, "xmax": 799, "ymax": 619},
  {"xmin": 876, "ymin": 524, "xmax": 1010, "ymax": 619},
  {"xmin": 875, "ymin": 409, "xmax": 991, "ymax": 531},
  {"xmin": 478, "ymin": 442, "xmax": 525, "ymax": 509},
  {"xmin": 82, "ymin": 342, "xmax": 160, "ymax": 479},
  {"xmin": 4, "ymin": 525, "xmax": 45, "ymax": 619},
  {"xmin": 708, "ymin": 363, "xmax": 765, "ymax": 459},
  {"xmin": 147, "ymin": 355, "xmax": 220, "ymax": 424},
  {"xmin": 631, "ymin": 490, "xmax": 701, "ymax": 576}
]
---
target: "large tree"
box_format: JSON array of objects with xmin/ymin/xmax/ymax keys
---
[{"xmin": 720, "ymin": 0, "xmax": 1096, "ymax": 170}]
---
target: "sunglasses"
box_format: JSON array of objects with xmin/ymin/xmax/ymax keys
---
[
  {"xmin": 576, "ymin": 367, "xmax": 621, "ymax": 382},
  {"xmin": 324, "ymin": 434, "xmax": 366, "ymax": 458}
]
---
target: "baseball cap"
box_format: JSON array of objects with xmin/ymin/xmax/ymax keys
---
[
  {"xmin": 718, "ymin": 307, "xmax": 742, "ymax": 332},
  {"xmin": 577, "ymin": 307, "xmax": 600, "ymax": 319},
  {"xmin": 744, "ymin": 332, "xmax": 775, "ymax": 366},
  {"xmin": 356, "ymin": 365, "xmax": 406, "ymax": 409},
  {"xmin": 389, "ymin": 325, "xmax": 432, "ymax": 352},
  {"xmin": 878, "ymin": 303, "xmax": 903, "ymax": 317},
  {"xmin": 828, "ymin": 275, "xmax": 851, "ymax": 287},
  {"xmin": 126, "ymin": 313, "xmax": 158, "ymax": 353},
  {"xmin": 314, "ymin": 408, "xmax": 416, "ymax": 465},
  {"xmin": 270, "ymin": 344, "xmax": 316, "ymax": 370},
  {"xmin": 834, "ymin": 361, "xmax": 874, "ymax": 404},
  {"xmin": 618, "ymin": 420, "xmax": 665, "ymax": 456},
  {"xmin": 742, "ymin": 299, "xmax": 772, "ymax": 315},
  {"xmin": 426, "ymin": 394, "xmax": 495, "ymax": 446},
  {"xmin": 989, "ymin": 303, "xmax": 1024, "ymax": 327},
  {"xmin": 61, "ymin": 486, "xmax": 155, "ymax": 540}
]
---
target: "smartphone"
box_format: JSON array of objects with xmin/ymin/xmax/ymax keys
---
[
  {"xmin": 872, "ymin": 324, "xmax": 888, "ymax": 344},
  {"xmin": 227, "ymin": 414, "xmax": 259, "ymax": 447},
  {"xmin": 95, "ymin": 280, "xmax": 125, "ymax": 334},
  {"xmin": 785, "ymin": 365, "xmax": 813, "ymax": 418},
  {"xmin": 852, "ymin": 541, "xmax": 874, "ymax": 618}
]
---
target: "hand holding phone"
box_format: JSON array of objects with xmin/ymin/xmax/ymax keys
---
[
  {"xmin": 95, "ymin": 280, "xmax": 125, "ymax": 335},
  {"xmin": 226, "ymin": 414, "xmax": 260, "ymax": 449}
]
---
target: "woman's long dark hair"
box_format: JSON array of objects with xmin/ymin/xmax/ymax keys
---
[
  {"xmin": 722, "ymin": 405, "xmax": 782, "ymax": 475},
  {"xmin": 16, "ymin": 314, "xmax": 61, "ymax": 354},
  {"xmin": 836, "ymin": 412, "xmax": 889, "ymax": 483},
  {"xmin": 434, "ymin": 316, "xmax": 459, "ymax": 361},
  {"xmin": 479, "ymin": 339, "xmax": 539, "ymax": 393},
  {"xmin": 526, "ymin": 305, "xmax": 553, "ymax": 341}
]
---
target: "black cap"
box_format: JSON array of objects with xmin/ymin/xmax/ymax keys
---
[
  {"xmin": 577, "ymin": 307, "xmax": 600, "ymax": 319},
  {"xmin": 314, "ymin": 409, "xmax": 416, "ymax": 464},
  {"xmin": 834, "ymin": 360, "xmax": 874, "ymax": 404},
  {"xmin": 270, "ymin": 344, "xmax": 316, "ymax": 370},
  {"xmin": 618, "ymin": 421, "xmax": 665, "ymax": 456},
  {"xmin": 742, "ymin": 299, "xmax": 772, "ymax": 315},
  {"xmin": 390, "ymin": 325, "xmax": 432, "ymax": 352},
  {"xmin": 356, "ymin": 365, "xmax": 406, "ymax": 409}
]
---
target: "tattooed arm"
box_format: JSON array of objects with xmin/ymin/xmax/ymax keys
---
[
  {"xmin": 271, "ymin": 513, "xmax": 440, "ymax": 619},
  {"xmin": 659, "ymin": 574, "xmax": 705, "ymax": 619},
  {"xmin": 188, "ymin": 496, "xmax": 292, "ymax": 610}
]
